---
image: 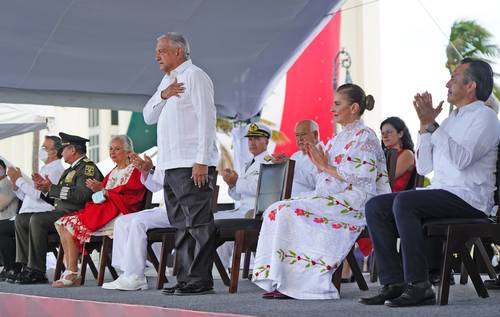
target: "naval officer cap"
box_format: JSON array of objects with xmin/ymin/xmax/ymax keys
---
[
  {"xmin": 59, "ymin": 132, "xmax": 90, "ymax": 148},
  {"xmin": 244, "ymin": 123, "xmax": 272, "ymax": 139}
]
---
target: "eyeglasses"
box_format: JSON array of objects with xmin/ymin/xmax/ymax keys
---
[
  {"xmin": 41, "ymin": 146, "xmax": 55, "ymax": 151},
  {"xmin": 380, "ymin": 130, "xmax": 396, "ymax": 137}
]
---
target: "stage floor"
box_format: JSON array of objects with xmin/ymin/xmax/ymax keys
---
[{"xmin": 0, "ymin": 271, "xmax": 500, "ymax": 317}]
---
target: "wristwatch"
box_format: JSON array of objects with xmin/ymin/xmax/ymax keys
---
[
  {"xmin": 425, "ymin": 122, "xmax": 439, "ymax": 134},
  {"xmin": 149, "ymin": 166, "xmax": 156, "ymax": 175}
]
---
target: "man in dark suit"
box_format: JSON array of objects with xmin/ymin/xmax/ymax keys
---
[{"xmin": 10, "ymin": 133, "xmax": 103, "ymax": 284}]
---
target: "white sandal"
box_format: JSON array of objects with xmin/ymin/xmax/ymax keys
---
[{"xmin": 52, "ymin": 270, "xmax": 82, "ymax": 288}]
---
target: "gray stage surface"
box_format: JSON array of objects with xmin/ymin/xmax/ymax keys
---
[{"xmin": 0, "ymin": 271, "xmax": 499, "ymax": 317}]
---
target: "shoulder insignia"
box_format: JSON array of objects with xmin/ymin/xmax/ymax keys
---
[
  {"xmin": 263, "ymin": 155, "xmax": 273, "ymax": 162},
  {"xmin": 83, "ymin": 158, "xmax": 91, "ymax": 163},
  {"xmin": 84, "ymin": 165, "xmax": 95, "ymax": 176}
]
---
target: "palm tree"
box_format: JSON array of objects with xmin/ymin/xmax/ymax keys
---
[{"xmin": 446, "ymin": 19, "xmax": 500, "ymax": 102}]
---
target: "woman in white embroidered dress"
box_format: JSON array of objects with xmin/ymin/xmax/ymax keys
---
[{"xmin": 252, "ymin": 84, "xmax": 391, "ymax": 300}]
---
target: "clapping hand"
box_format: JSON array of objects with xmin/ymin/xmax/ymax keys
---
[
  {"xmin": 272, "ymin": 153, "xmax": 289, "ymax": 164},
  {"xmin": 85, "ymin": 179, "xmax": 103, "ymax": 192},
  {"xmin": 222, "ymin": 168, "xmax": 238, "ymax": 188},
  {"xmin": 160, "ymin": 78, "xmax": 185, "ymax": 100},
  {"xmin": 32, "ymin": 173, "xmax": 52, "ymax": 193},
  {"xmin": 7, "ymin": 167, "xmax": 22, "ymax": 184},
  {"xmin": 305, "ymin": 142, "xmax": 329, "ymax": 172},
  {"xmin": 413, "ymin": 92, "xmax": 444, "ymax": 130}
]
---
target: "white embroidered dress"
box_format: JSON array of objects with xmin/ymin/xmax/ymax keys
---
[{"xmin": 252, "ymin": 120, "xmax": 390, "ymax": 300}]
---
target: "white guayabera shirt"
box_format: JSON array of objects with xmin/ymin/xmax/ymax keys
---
[
  {"xmin": 416, "ymin": 101, "xmax": 500, "ymax": 215},
  {"xmin": 143, "ymin": 59, "xmax": 219, "ymax": 170}
]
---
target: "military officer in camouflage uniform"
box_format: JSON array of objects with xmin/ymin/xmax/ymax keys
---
[{"xmin": 10, "ymin": 133, "xmax": 103, "ymax": 284}]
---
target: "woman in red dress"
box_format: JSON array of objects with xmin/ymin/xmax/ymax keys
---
[
  {"xmin": 52, "ymin": 135, "xmax": 145, "ymax": 287},
  {"xmin": 380, "ymin": 117, "xmax": 415, "ymax": 192}
]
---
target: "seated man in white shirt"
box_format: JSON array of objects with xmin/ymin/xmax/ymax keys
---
[
  {"xmin": 216, "ymin": 123, "xmax": 274, "ymax": 268},
  {"xmin": 1, "ymin": 136, "xmax": 64, "ymax": 280},
  {"xmin": 290, "ymin": 120, "xmax": 323, "ymax": 196},
  {"xmin": 360, "ymin": 58, "xmax": 500, "ymax": 307},
  {"xmin": 102, "ymin": 153, "xmax": 170, "ymax": 291}
]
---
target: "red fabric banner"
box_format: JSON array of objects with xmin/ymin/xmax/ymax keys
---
[{"xmin": 274, "ymin": 12, "xmax": 341, "ymax": 156}]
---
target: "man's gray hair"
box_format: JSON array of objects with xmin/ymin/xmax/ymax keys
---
[
  {"xmin": 296, "ymin": 120, "xmax": 320, "ymax": 132},
  {"xmin": 157, "ymin": 32, "xmax": 191, "ymax": 60},
  {"xmin": 110, "ymin": 135, "xmax": 134, "ymax": 152}
]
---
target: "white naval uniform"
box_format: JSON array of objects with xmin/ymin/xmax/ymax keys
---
[
  {"xmin": 290, "ymin": 142, "xmax": 324, "ymax": 197},
  {"xmin": 111, "ymin": 168, "xmax": 170, "ymax": 278},
  {"xmin": 216, "ymin": 150, "xmax": 273, "ymax": 268}
]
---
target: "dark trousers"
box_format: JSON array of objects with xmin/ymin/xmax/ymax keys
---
[
  {"xmin": 0, "ymin": 219, "xmax": 16, "ymax": 270},
  {"xmin": 15, "ymin": 211, "xmax": 67, "ymax": 272},
  {"xmin": 365, "ymin": 189, "xmax": 486, "ymax": 285},
  {"xmin": 164, "ymin": 167, "xmax": 216, "ymax": 287}
]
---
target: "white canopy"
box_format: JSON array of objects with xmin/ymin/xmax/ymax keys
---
[
  {"xmin": 0, "ymin": 104, "xmax": 54, "ymax": 139},
  {"xmin": 0, "ymin": 0, "xmax": 342, "ymax": 120}
]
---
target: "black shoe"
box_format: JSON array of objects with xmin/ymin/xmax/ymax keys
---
[
  {"xmin": 174, "ymin": 284, "xmax": 215, "ymax": 296},
  {"xmin": 0, "ymin": 268, "xmax": 8, "ymax": 281},
  {"xmin": 6, "ymin": 266, "xmax": 26, "ymax": 284},
  {"xmin": 162, "ymin": 282, "xmax": 187, "ymax": 295},
  {"xmin": 15, "ymin": 268, "xmax": 48, "ymax": 285},
  {"xmin": 359, "ymin": 283, "xmax": 406, "ymax": 305},
  {"xmin": 2, "ymin": 265, "xmax": 22, "ymax": 283},
  {"xmin": 385, "ymin": 282, "xmax": 436, "ymax": 307},
  {"xmin": 484, "ymin": 278, "xmax": 500, "ymax": 290},
  {"xmin": 429, "ymin": 270, "xmax": 455, "ymax": 286}
]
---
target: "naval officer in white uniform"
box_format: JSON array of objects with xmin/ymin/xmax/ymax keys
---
[{"xmin": 216, "ymin": 123, "xmax": 274, "ymax": 267}]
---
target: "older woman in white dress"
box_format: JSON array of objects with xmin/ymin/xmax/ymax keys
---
[{"xmin": 252, "ymin": 83, "xmax": 391, "ymax": 300}]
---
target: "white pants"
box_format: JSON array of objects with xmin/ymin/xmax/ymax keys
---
[
  {"xmin": 111, "ymin": 207, "xmax": 170, "ymax": 277},
  {"xmin": 214, "ymin": 208, "xmax": 253, "ymax": 269}
]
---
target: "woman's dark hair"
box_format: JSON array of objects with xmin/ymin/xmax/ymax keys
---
[
  {"xmin": 460, "ymin": 58, "xmax": 494, "ymax": 101},
  {"xmin": 380, "ymin": 116, "xmax": 414, "ymax": 152},
  {"xmin": 0, "ymin": 159, "xmax": 5, "ymax": 170},
  {"xmin": 337, "ymin": 83, "xmax": 375, "ymax": 115}
]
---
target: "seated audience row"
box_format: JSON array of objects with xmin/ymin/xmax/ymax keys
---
[{"xmin": 0, "ymin": 57, "xmax": 498, "ymax": 310}]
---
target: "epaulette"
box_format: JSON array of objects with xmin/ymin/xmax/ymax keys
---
[{"xmin": 263, "ymin": 155, "xmax": 273, "ymax": 162}]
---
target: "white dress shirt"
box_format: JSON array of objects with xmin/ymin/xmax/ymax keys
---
[
  {"xmin": 290, "ymin": 142, "xmax": 324, "ymax": 196},
  {"xmin": 14, "ymin": 159, "xmax": 65, "ymax": 214},
  {"xmin": 416, "ymin": 101, "xmax": 500, "ymax": 214},
  {"xmin": 143, "ymin": 60, "xmax": 219, "ymax": 170},
  {"xmin": 228, "ymin": 150, "xmax": 273, "ymax": 216},
  {"xmin": 0, "ymin": 177, "xmax": 18, "ymax": 220}
]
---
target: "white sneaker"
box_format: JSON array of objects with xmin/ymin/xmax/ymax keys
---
[
  {"xmin": 102, "ymin": 274, "xmax": 126, "ymax": 290},
  {"xmin": 106, "ymin": 274, "xmax": 148, "ymax": 291}
]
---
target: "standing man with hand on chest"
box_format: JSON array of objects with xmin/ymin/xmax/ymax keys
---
[{"xmin": 143, "ymin": 32, "xmax": 219, "ymax": 296}]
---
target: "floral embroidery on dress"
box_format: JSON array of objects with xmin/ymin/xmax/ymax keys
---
[
  {"xmin": 57, "ymin": 215, "xmax": 92, "ymax": 245},
  {"xmin": 254, "ymin": 265, "xmax": 271, "ymax": 278},
  {"xmin": 105, "ymin": 164, "xmax": 134, "ymax": 190},
  {"xmin": 347, "ymin": 156, "xmax": 377, "ymax": 172},
  {"xmin": 294, "ymin": 208, "xmax": 363, "ymax": 232},
  {"xmin": 276, "ymin": 249, "xmax": 337, "ymax": 273},
  {"xmin": 344, "ymin": 141, "xmax": 355, "ymax": 150},
  {"xmin": 334, "ymin": 154, "xmax": 344, "ymax": 165}
]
